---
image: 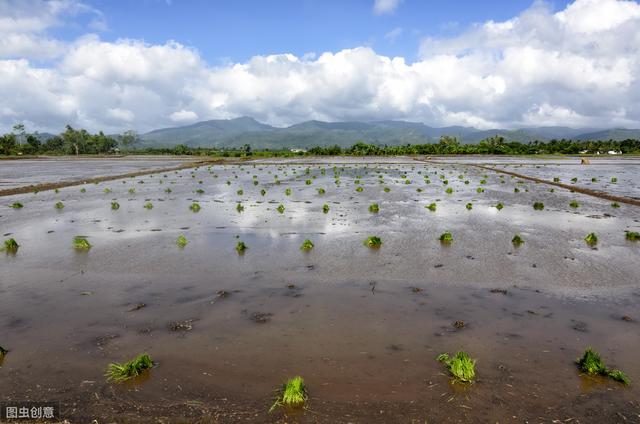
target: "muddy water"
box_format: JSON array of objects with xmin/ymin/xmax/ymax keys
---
[{"xmin": 1, "ymin": 159, "xmax": 640, "ymax": 423}]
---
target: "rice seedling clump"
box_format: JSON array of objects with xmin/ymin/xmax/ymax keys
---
[
  {"xmin": 300, "ymin": 239, "xmax": 314, "ymax": 250},
  {"xmin": 584, "ymin": 233, "xmax": 598, "ymax": 246},
  {"xmin": 364, "ymin": 236, "xmax": 382, "ymax": 248},
  {"xmin": 512, "ymin": 235, "xmax": 524, "ymax": 246},
  {"xmin": 439, "ymin": 232, "xmax": 453, "ymax": 243},
  {"xmin": 533, "ymin": 202, "xmax": 544, "ymax": 210},
  {"xmin": 73, "ymin": 236, "xmax": 91, "ymax": 250},
  {"xmin": 10, "ymin": 202, "xmax": 23, "ymax": 209},
  {"xmin": 625, "ymin": 231, "xmax": 640, "ymax": 241},
  {"xmin": 576, "ymin": 348, "xmax": 630, "ymax": 385},
  {"xmin": 189, "ymin": 202, "xmax": 201, "ymax": 212},
  {"xmin": 106, "ymin": 353, "xmax": 153, "ymax": 383},
  {"xmin": 236, "ymin": 241, "xmax": 247, "ymax": 253},
  {"xmin": 437, "ymin": 351, "xmax": 476, "ymax": 383},
  {"xmin": 269, "ymin": 376, "xmax": 308, "ymax": 413},
  {"xmin": 3, "ymin": 238, "xmax": 19, "ymax": 253},
  {"xmin": 176, "ymin": 234, "xmax": 188, "ymax": 247},
  {"xmin": 369, "ymin": 203, "xmax": 379, "ymax": 213},
  {"xmin": 54, "ymin": 201, "xmax": 64, "ymax": 209}
]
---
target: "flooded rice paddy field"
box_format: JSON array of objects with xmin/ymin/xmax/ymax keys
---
[
  {"xmin": 1, "ymin": 157, "xmax": 640, "ymax": 423},
  {"xmin": 0, "ymin": 157, "xmax": 192, "ymax": 190}
]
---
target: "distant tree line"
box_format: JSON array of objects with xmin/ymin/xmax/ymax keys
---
[{"xmin": 2, "ymin": 125, "xmax": 640, "ymax": 156}]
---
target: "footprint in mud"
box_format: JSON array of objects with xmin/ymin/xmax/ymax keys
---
[
  {"xmin": 571, "ymin": 319, "xmax": 589, "ymax": 332},
  {"xmin": 489, "ymin": 288, "xmax": 508, "ymax": 295},
  {"xmin": 168, "ymin": 319, "xmax": 196, "ymax": 331}
]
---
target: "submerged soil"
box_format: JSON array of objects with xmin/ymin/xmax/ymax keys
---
[{"xmin": 1, "ymin": 157, "xmax": 639, "ymax": 423}]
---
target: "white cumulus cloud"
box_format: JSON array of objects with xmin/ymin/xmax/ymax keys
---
[{"xmin": 373, "ymin": 0, "xmax": 403, "ymax": 15}]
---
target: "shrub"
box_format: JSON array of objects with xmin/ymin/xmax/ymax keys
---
[
  {"xmin": 54, "ymin": 201, "xmax": 64, "ymax": 209},
  {"xmin": 3, "ymin": 238, "xmax": 19, "ymax": 253},
  {"xmin": 369, "ymin": 203, "xmax": 379, "ymax": 213},
  {"xmin": 189, "ymin": 202, "xmax": 201, "ymax": 212},
  {"xmin": 584, "ymin": 232, "xmax": 598, "ymax": 245},
  {"xmin": 439, "ymin": 232, "xmax": 453, "ymax": 243},
  {"xmin": 176, "ymin": 234, "xmax": 188, "ymax": 247},
  {"xmin": 437, "ymin": 352, "xmax": 476, "ymax": 383},
  {"xmin": 269, "ymin": 376, "xmax": 308, "ymax": 413},
  {"xmin": 106, "ymin": 353, "xmax": 153, "ymax": 383},
  {"xmin": 300, "ymin": 239, "xmax": 314, "ymax": 250},
  {"xmin": 533, "ymin": 202, "xmax": 544, "ymax": 210},
  {"xmin": 111, "ymin": 201, "xmax": 120, "ymax": 210},
  {"xmin": 73, "ymin": 236, "xmax": 91, "ymax": 250},
  {"xmin": 364, "ymin": 236, "xmax": 382, "ymax": 248},
  {"xmin": 512, "ymin": 235, "xmax": 524, "ymax": 246}
]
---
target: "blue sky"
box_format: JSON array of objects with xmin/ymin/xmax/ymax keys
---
[
  {"xmin": 56, "ymin": 0, "xmax": 572, "ymax": 64},
  {"xmin": 1, "ymin": 0, "xmax": 638, "ymax": 132}
]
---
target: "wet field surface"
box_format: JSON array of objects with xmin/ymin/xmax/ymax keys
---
[{"xmin": 1, "ymin": 157, "xmax": 639, "ymax": 423}]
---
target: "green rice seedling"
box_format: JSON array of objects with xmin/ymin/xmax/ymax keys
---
[
  {"xmin": 277, "ymin": 204, "xmax": 285, "ymax": 214},
  {"xmin": 105, "ymin": 353, "xmax": 153, "ymax": 383},
  {"xmin": 189, "ymin": 202, "xmax": 201, "ymax": 212},
  {"xmin": 495, "ymin": 203, "xmax": 504, "ymax": 211},
  {"xmin": 533, "ymin": 202, "xmax": 544, "ymax": 210},
  {"xmin": 80, "ymin": 188, "xmax": 86, "ymax": 193},
  {"xmin": 322, "ymin": 203, "xmax": 330, "ymax": 213},
  {"xmin": 300, "ymin": 239, "xmax": 314, "ymax": 250},
  {"xmin": 0, "ymin": 345, "xmax": 7, "ymax": 357},
  {"xmin": 54, "ymin": 201, "xmax": 64, "ymax": 210},
  {"xmin": 54, "ymin": 188, "xmax": 60, "ymax": 194},
  {"xmin": 553, "ymin": 177, "xmax": 560, "ymax": 182},
  {"xmin": 416, "ymin": 188, "xmax": 423, "ymax": 193},
  {"xmin": 285, "ymin": 188, "xmax": 292, "ymax": 196},
  {"xmin": 269, "ymin": 376, "xmax": 308, "ymax": 413},
  {"xmin": 364, "ymin": 236, "xmax": 382, "ymax": 248},
  {"xmin": 576, "ymin": 348, "xmax": 630, "ymax": 385},
  {"xmin": 611, "ymin": 202, "xmax": 620, "ymax": 208},
  {"xmin": 253, "ymin": 180, "xmax": 259, "ymax": 186},
  {"xmin": 442, "ymin": 179, "xmax": 448, "ymax": 185},
  {"xmin": 111, "ymin": 201, "xmax": 120, "ymax": 210},
  {"xmin": 236, "ymin": 203, "xmax": 244, "ymax": 212},
  {"xmin": 165, "ymin": 188, "xmax": 172, "ymax": 193},
  {"xmin": 260, "ymin": 189, "xmax": 266, "ymax": 196},
  {"xmin": 236, "ymin": 241, "xmax": 247, "ymax": 253},
  {"xmin": 445, "ymin": 187, "xmax": 453, "ymax": 194},
  {"xmin": 144, "ymin": 202, "xmax": 153, "ymax": 210},
  {"xmin": 512, "ymin": 235, "xmax": 524, "ymax": 246},
  {"xmin": 129, "ymin": 188, "xmax": 136, "ymax": 194},
  {"xmin": 584, "ymin": 232, "xmax": 598, "ymax": 245},
  {"xmin": 476, "ymin": 187, "xmax": 484, "ymax": 193},
  {"xmin": 549, "ymin": 188, "xmax": 554, "ymax": 193},
  {"xmin": 10, "ymin": 202, "xmax": 23, "ymax": 209},
  {"xmin": 426, "ymin": 203, "xmax": 437, "ymax": 212},
  {"xmin": 195, "ymin": 189, "xmax": 205, "ymax": 194},
  {"xmin": 437, "ymin": 351, "xmax": 476, "ymax": 383},
  {"xmin": 237, "ymin": 189, "xmax": 243, "ymax": 195},
  {"xmin": 479, "ymin": 179, "xmax": 486, "ymax": 184},
  {"xmin": 73, "ymin": 236, "xmax": 91, "ymax": 250},
  {"xmin": 356, "ymin": 186, "xmax": 364, "ymax": 192},
  {"xmin": 611, "ymin": 177, "xmax": 617, "ymax": 183},
  {"xmin": 369, "ymin": 203, "xmax": 379, "ymax": 213},
  {"xmin": 384, "ymin": 187, "xmax": 390, "ymax": 192},
  {"xmin": 569, "ymin": 200, "xmax": 579, "ymax": 208},
  {"xmin": 514, "ymin": 188, "xmax": 520, "ymax": 193},
  {"xmin": 465, "ymin": 203, "xmax": 473, "ymax": 210},
  {"xmin": 571, "ymin": 177, "xmax": 578, "ymax": 183},
  {"xmin": 625, "ymin": 231, "xmax": 640, "ymax": 241},
  {"xmin": 591, "ymin": 177, "xmax": 598, "ymax": 182},
  {"xmin": 3, "ymin": 238, "xmax": 19, "ymax": 253},
  {"xmin": 439, "ymin": 232, "xmax": 453, "ymax": 243},
  {"xmin": 305, "ymin": 179, "xmax": 312, "ymax": 185},
  {"xmin": 103, "ymin": 188, "xmax": 112, "ymax": 194},
  {"xmin": 317, "ymin": 188, "xmax": 325, "ymax": 195},
  {"xmin": 176, "ymin": 234, "xmax": 188, "ymax": 247}
]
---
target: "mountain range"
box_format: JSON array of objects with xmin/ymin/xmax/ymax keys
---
[{"xmin": 138, "ymin": 117, "xmax": 640, "ymax": 149}]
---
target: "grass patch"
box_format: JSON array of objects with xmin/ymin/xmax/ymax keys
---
[
  {"xmin": 269, "ymin": 376, "xmax": 308, "ymax": 413},
  {"xmin": 625, "ymin": 231, "xmax": 640, "ymax": 241},
  {"xmin": 369, "ymin": 203, "xmax": 379, "ymax": 213},
  {"xmin": 189, "ymin": 202, "xmax": 201, "ymax": 212},
  {"xmin": 439, "ymin": 232, "xmax": 453, "ymax": 243},
  {"xmin": 300, "ymin": 239, "xmax": 314, "ymax": 250},
  {"xmin": 584, "ymin": 232, "xmax": 598, "ymax": 246},
  {"xmin": 533, "ymin": 202, "xmax": 544, "ymax": 211},
  {"xmin": 176, "ymin": 234, "xmax": 188, "ymax": 247},
  {"xmin": 73, "ymin": 236, "xmax": 91, "ymax": 250},
  {"xmin": 364, "ymin": 236, "xmax": 382, "ymax": 248},
  {"xmin": 437, "ymin": 351, "xmax": 476, "ymax": 383},
  {"xmin": 54, "ymin": 201, "xmax": 64, "ymax": 210},
  {"xmin": 10, "ymin": 202, "xmax": 23, "ymax": 209},
  {"xmin": 576, "ymin": 348, "xmax": 630, "ymax": 385},
  {"xmin": 2, "ymin": 238, "xmax": 19, "ymax": 253},
  {"xmin": 105, "ymin": 353, "xmax": 153, "ymax": 383},
  {"xmin": 236, "ymin": 241, "xmax": 247, "ymax": 253}
]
